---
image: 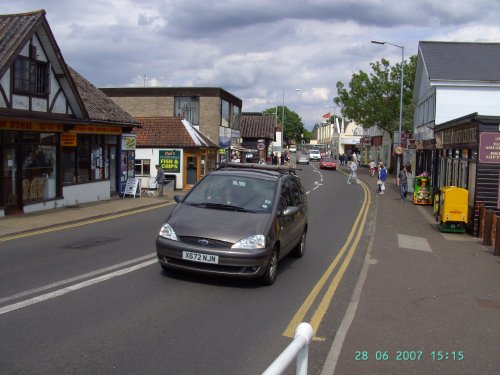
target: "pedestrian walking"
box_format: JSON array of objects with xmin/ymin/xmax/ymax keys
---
[
  {"xmin": 397, "ymin": 165, "xmax": 409, "ymax": 201},
  {"xmin": 378, "ymin": 162, "xmax": 387, "ymax": 194},
  {"xmin": 347, "ymin": 160, "xmax": 359, "ymax": 184},
  {"xmin": 155, "ymin": 164, "xmax": 166, "ymax": 197}
]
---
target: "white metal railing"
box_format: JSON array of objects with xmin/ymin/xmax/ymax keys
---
[{"xmin": 262, "ymin": 322, "xmax": 314, "ymax": 375}]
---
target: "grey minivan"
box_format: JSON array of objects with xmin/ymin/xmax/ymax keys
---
[{"xmin": 156, "ymin": 163, "xmax": 308, "ymax": 285}]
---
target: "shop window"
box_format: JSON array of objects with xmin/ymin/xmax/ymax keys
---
[
  {"xmin": 134, "ymin": 159, "xmax": 151, "ymax": 176},
  {"xmin": 221, "ymin": 100, "xmax": 230, "ymax": 127},
  {"xmin": 13, "ymin": 56, "xmax": 50, "ymax": 95},
  {"xmin": 200, "ymin": 155, "xmax": 206, "ymax": 176},
  {"xmin": 459, "ymin": 160, "xmax": 468, "ymax": 189},
  {"xmin": 62, "ymin": 134, "xmax": 118, "ymax": 185},
  {"xmin": 62, "ymin": 147, "xmax": 77, "ymax": 184},
  {"xmin": 91, "ymin": 144, "xmax": 104, "ymax": 180},
  {"xmin": 77, "ymin": 136, "xmax": 91, "ymax": 183},
  {"xmin": 452, "ymin": 159, "xmax": 460, "ymax": 187},
  {"xmin": 438, "ymin": 158, "xmax": 446, "ymax": 188},
  {"xmin": 21, "ymin": 142, "xmax": 56, "ymax": 202}
]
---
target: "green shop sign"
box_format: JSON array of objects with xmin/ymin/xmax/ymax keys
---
[{"xmin": 159, "ymin": 150, "xmax": 181, "ymax": 173}]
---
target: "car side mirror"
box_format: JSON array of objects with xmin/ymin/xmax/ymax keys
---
[
  {"xmin": 281, "ymin": 206, "xmax": 299, "ymax": 217},
  {"xmin": 174, "ymin": 195, "xmax": 184, "ymax": 203}
]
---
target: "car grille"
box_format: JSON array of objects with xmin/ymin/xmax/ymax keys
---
[
  {"xmin": 178, "ymin": 236, "xmax": 233, "ymax": 248},
  {"xmin": 158, "ymin": 255, "xmax": 261, "ymax": 275}
]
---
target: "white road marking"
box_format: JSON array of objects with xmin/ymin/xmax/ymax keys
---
[
  {"xmin": 0, "ymin": 254, "xmax": 156, "ymax": 304},
  {"xmin": 0, "ymin": 258, "xmax": 157, "ymax": 316},
  {"xmin": 397, "ymin": 234, "xmax": 432, "ymax": 252}
]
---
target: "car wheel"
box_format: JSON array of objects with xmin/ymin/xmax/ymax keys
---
[
  {"xmin": 291, "ymin": 229, "xmax": 306, "ymax": 258},
  {"xmin": 261, "ymin": 247, "xmax": 279, "ymax": 286}
]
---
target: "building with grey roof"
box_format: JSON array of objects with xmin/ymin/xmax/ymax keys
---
[{"xmin": 0, "ymin": 10, "xmax": 139, "ymax": 216}]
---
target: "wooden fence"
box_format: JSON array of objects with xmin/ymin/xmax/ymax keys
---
[{"xmin": 478, "ymin": 204, "xmax": 500, "ymax": 256}]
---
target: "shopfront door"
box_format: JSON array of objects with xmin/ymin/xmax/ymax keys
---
[
  {"xmin": 108, "ymin": 145, "xmax": 117, "ymax": 194},
  {"xmin": 185, "ymin": 155, "xmax": 198, "ymax": 188},
  {"xmin": 2, "ymin": 147, "xmax": 20, "ymax": 214}
]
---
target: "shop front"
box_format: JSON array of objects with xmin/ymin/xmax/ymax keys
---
[
  {"xmin": 0, "ymin": 121, "xmax": 124, "ymax": 216},
  {"xmin": 435, "ymin": 113, "xmax": 500, "ymax": 235},
  {"xmin": 1, "ymin": 121, "xmax": 61, "ymax": 215},
  {"xmin": 60, "ymin": 125, "xmax": 122, "ymax": 208}
]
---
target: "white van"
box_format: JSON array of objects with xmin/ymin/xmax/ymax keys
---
[
  {"xmin": 308, "ymin": 149, "xmax": 321, "ymax": 161},
  {"xmin": 289, "ymin": 145, "xmax": 297, "ymax": 153}
]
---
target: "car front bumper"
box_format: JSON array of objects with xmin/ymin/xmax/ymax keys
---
[{"xmin": 156, "ymin": 237, "xmax": 273, "ymax": 279}]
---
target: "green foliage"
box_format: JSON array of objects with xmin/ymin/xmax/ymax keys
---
[
  {"xmin": 263, "ymin": 106, "xmax": 306, "ymax": 145},
  {"xmin": 335, "ymin": 55, "xmax": 417, "ymax": 137}
]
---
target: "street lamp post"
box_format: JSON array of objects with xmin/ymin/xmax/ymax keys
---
[
  {"xmin": 371, "ymin": 40, "xmax": 405, "ymax": 178},
  {"xmin": 282, "ymin": 88, "xmax": 301, "ymax": 156}
]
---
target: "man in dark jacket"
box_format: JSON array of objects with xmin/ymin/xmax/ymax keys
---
[{"xmin": 155, "ymin": 164, "xmax": 166, "ymax": 197}]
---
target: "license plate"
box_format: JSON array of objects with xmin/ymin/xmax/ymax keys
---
[{"xmin": 182, "ymin": 251, "xmax": 219, "ymax": 264}]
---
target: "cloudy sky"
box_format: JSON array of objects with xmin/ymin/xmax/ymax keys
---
[{"xmin": 3, "ymin": 0, "xmax": 500, "ymax": 129}]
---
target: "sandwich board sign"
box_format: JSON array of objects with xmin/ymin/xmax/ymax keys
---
[{"xmin": 123, "ymin": 177, "xmax": 141, "ymax": 198}]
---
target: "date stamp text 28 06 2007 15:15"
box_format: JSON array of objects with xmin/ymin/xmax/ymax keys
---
[{"xmin": 354, "ymin": 350, "xmax": 465, "ymax": 362}]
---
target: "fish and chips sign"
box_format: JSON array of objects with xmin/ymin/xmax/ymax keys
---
[{"xmin": 159, "ymin": 150, "xmax": 181, "ymax": 173}]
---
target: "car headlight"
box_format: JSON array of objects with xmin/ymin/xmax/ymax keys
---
[
  {"xmin": 159, "ymin": 223, "xmax": 178, "ymax": 241},
  {"xmin": 232, "ymin": 234, "xmax": 265, "ymax": 249}
]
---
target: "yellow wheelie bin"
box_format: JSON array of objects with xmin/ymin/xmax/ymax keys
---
[{"xmin": 437, "ymin": 186, "xmax": 468, "ymax": 233}]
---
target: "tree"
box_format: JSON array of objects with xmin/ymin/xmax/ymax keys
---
[
  {"xmin": 334, "ymin": 55, "xmax": 417, "ymax": 137},
  {"xmin": 263, "ymin": 106, "xmax": 306, "ymax": 145}
]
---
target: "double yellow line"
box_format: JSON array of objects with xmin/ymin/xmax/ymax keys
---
[
  {"xmin": 283, "ymin": 179, "xmax": 372, "ymax": 340},
  {"xmin": 0, "ymin": 203, "xmax": 171, "ymax": 243}
]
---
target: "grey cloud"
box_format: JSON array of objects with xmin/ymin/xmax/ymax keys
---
[
  {"xmin": 3, "ymin": 0, "xmax": 500, "ymax": 128},
  {"xmin": 154, "ymin": 0, "xmax": 495, "ymax": 39}
]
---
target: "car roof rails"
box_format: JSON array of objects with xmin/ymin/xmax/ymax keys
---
[{"xmin": 216, "ymin": 162, "xmax": 299, "ymax": 175}]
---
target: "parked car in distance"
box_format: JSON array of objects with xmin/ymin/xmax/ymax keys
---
[
  {"xmin": 296, "ymin": 152, "xmax": 310, "ymax": 165},
  {"xmin": 308, "ymin": 149, "xmax": 321, "ymax": 161},
  {"xmin": 156, "ymin": 163, "xmax": 308, "ymax": 285},
  {"xmin": 319, "ymin": 157, "xmax": 337, "ymax": 170},
  {"xmin": 288, "ymin": 145, "xmax": 297, "ymax": 153}
]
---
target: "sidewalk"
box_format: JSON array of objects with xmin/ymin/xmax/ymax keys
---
[
  {"xmin": 0, "ymin": 190, "xmax": 176, "ymax": 238},
  {"xmin": 324, "ymin": 164, "xmax": 500, "ymax": 374}
]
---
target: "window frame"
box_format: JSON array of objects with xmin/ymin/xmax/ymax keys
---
[
  {"xmin": 174, "ymin": 96, "xmax": 199, "ymax": 125},
  {"xmin": 13, "ymin": 56, "xmax": 50, "ymax": 96},
  {"xmin": 134, "ymin": 158, "xmax": 151, "ymax": 176}
]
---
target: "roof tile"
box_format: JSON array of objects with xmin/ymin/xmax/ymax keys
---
[
  {"xmin": 133, "ymin": 117, "xmax": 218, "ymax": 148},
  {"xmin": 240, "ymin": 115, "xmax": 276, "ymax": 139}
]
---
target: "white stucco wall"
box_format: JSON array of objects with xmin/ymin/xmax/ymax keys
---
[
  {"xmin": 135, "ymin": 148, "xmax": 184, "ymax": 190},
  {"xmin": 435, "ymin": 86, "xmax": 500, "ymax": 124},
  {"xmin": 62, "ymin": 180, "xmax": 111, "ymax": 207}
]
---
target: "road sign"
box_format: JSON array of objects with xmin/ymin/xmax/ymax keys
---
[
  {"xmin": 394, "ymin": 145, "xmax": 403, "ymax": 155},
  {"xmin": 257, "ymin": 142, "xmax": 265, "ymax": 151}
]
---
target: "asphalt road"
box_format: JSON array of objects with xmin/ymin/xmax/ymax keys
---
[{"xmin": 0, "ymin": 161, "xmax": 373, "ymax": 374}]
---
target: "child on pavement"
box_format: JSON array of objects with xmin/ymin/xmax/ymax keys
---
[{"xmin": 369, "ymin": 160, "xmax": 376, "ymax": 176}]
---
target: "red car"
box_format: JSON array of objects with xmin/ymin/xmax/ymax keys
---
[{"xmin": 319, "ymin": 157, "xmax": 337, "ymax": 170}]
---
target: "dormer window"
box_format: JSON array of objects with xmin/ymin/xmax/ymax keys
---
[{"xmin": 13, "ymin": 56, "xmax": 50, "ymax": 95}]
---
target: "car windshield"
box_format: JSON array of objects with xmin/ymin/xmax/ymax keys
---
[
  {"xmin": 183, "ymin": 174, "xmax": 276, "ymax": 212},
  {"xmin": 322, "ymin": 158, "xmax": 334, "ymax": 162}
]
